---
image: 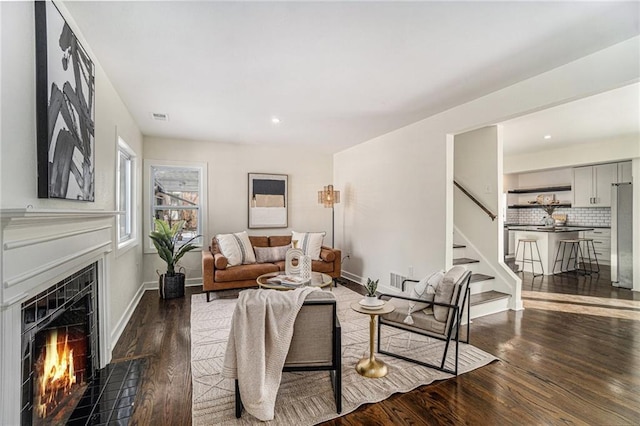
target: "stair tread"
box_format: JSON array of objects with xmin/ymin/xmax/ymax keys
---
[
  {"xmin": 470, "ymin": 273, "xmax": 495, "ymax": 283},
  {"xmin": 453, "ymin": 257, "xmax": 479, "ymax": 265},
  {"xmin": 470, "ymin": 290, "xmax": 510, "ymax": 306},
  {"xmin": 453, "ymin": 244, "xmax": 466, "ymax": 249}
]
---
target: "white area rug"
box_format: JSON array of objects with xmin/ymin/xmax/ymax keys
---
[{"xmin": 191, "ymin": 286, "xmax": 497, "ymax": 425}]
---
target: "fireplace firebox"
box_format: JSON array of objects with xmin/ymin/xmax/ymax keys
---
[{"xmin": 21, "ymin": 263, "xmax": 99, "ymax": 425}]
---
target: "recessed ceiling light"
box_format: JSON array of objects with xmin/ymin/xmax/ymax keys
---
[
  {"xmin": 543, "ymin": 134, "xmax": 552, "ymax": 139},
  {"xmin": 271, "ymin": 117, "xmax": 281, "ymax": 125}
]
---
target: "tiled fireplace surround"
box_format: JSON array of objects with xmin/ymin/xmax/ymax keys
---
[{"xmin": 1, "ymin": 210, "xmax": 115, "ymax": 425}]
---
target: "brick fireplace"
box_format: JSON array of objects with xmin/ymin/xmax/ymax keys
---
[{"xmin": 1, "ymin": 209, "xmax": 115, "ymax": 425}]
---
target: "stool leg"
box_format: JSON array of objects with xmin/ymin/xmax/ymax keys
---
[
  {"xmin": 533, "ymin": 241, "xmax": 544, "ymax": 277},
  {"xmin": 568, "ymin": 243, "xmax": 577, "ymax": 273},
  {"xmin": 582, "ymin": 241, "xmax": 593, "ymax": 275},
  {"xmin": 590, "ymin": 240, "xmax": 600, "ymax": 273},
  {"xmin": 553, "ymin": 241, "xmax": 564, "ymax": 274},
  {"xmin": 576, "ymin": 242, "xmax": 589, "ymax": 275},
  {"xmin": 561, "ymin": 242, "xmax": 569, "ymax": 273},
  {"xmin": 515, "ymin": 241, "xmax": 523, "ymax": 274}
]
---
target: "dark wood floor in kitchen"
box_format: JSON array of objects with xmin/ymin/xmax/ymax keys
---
[{"xmin": 112, "ymin": 267, "xmax": 640, "ymax": 425}]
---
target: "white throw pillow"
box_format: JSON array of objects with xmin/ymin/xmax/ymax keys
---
[
  {"xmin": 291, "ymin": 231, "xmax": 325, "ymax": 260},
  {"xmin": 216, "ymin": 231, "xmax": 256, "ymax": 266},
  {"xmin": 403, "ymin": 270, "xmax": 445, "ymax": 324},
  {"xmin": 411, "ymin": 270, "xmax": 444, "ymax": 302}
]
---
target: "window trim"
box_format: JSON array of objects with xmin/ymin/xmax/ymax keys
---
[
  {"xmin": 143, "ymin": 159, "xmax": 207, "ymax": 254},
  {"xmin": 116, "ymin": 137, "xmax": 137, "ymax": 255}
]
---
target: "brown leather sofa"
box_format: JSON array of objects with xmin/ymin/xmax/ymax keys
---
[{"xmin": 202, "ymin": 235, "xmax": 341, "ymax": 301}]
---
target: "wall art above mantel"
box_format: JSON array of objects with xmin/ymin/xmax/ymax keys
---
[{"xmin": 35, "ymin": 0, "xmax": 95, "ymax": 201}]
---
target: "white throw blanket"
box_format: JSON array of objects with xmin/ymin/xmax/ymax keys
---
[{"xmin": 222, "ymin": 287, "xmax": 319, "ymax": 421}]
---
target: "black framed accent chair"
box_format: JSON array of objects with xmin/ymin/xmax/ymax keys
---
[
  {"xmin": 235, "ymin": 291, "xmax": 342, "ymax": 418},
  {"xmin": 377, "ymin": 265, "xmax": 471, "ymax": 375}
]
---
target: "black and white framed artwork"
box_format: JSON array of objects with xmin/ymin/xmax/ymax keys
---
[
  {"xmin": 248, "ymin": 173, "xmax": 288, "ymax": 228},
  {"xmin": 35, "ymin": 0, "xmax": 95, "ymax": 201}
]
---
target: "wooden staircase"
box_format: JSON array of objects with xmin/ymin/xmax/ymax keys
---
[{"xmin": 453, "ymin": 244, "xmax": 511, "ymax": 318}]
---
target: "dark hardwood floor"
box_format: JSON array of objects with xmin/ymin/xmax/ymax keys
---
[{"xmin": 113, "ymin": 268, "xmax": 640, "ymax": 425}]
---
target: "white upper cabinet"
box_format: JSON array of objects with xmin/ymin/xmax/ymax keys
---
[
  {"xmin": 572, "ymin": 166, "xmax": 593, "ymax": 207},
  {"xmin": 617, "ymin": 161, "xmax": 632, "ymax": 183},
  {"xmin": 573, "ymin": 163, "xmax": 617, "ymax": 207}
]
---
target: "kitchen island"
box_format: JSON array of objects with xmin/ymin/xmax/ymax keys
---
[{"xmin": 510, "ymin": 226, "xmax": 594, "ymax": 275}]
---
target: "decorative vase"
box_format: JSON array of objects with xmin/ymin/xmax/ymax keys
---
[
  {"xmin": 285, "ymin": 247, "xmax": 304, "ymax": 276},
  {"xmin": 300, "ymin": 255, "xmax": 312, "ymax": 280}
]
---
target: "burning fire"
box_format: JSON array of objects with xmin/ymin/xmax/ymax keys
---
[{"xmin": 36, "ymin": 330, "xmax": 76, "ymax": 418}]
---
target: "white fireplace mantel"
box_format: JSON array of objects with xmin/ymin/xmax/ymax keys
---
[{"xmin": 0, "ymin": 208, "xmax": 119, "ymax": 424}]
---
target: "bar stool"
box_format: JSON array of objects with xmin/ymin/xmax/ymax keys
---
[
  {"xmin": 515, "ymin": 238, "xmax": 544, "ymax": 277},
  {"xmin": 553, "ymin": 239, "xmax": 585, "ymax": 274},
  {"xmin": 578, "ymin": 238, "xmax": 600, "ymax": 274}
]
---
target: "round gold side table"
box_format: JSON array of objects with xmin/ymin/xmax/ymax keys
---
[{"xmin": 350, "ymin": 301, "xmax": 395, "ymax": 378}]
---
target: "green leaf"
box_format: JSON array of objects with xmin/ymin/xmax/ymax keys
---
[{"xmin": 149, "ymin": 218, "xmax": 200, "ymax": 276}]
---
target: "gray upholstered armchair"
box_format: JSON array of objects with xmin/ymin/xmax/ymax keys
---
[
  {"xmin": 377, "ymin": 266, "xmax": 471, "ymax": 375},
  {"xmin": 235, "ymin": 291, "xmax": 342, "ymax": 417}
]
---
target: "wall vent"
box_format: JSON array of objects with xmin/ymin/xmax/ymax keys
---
[
  {"xmin": 389, "ymin": 272, "xmax": 407, "ymax": 290},
  {"xmin": 151, "ymin": 112, "xmax": 169, "ymax": 121}
]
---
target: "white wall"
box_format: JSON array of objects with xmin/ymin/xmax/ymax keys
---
[
  {"xmin": 505, "ymin": 136, "xmax": 639, "ymax": 174},
  {"xmin": 454, "ymin": 126, "xmax": 520, "ymax": 308},
  {"xmin": 142, "ymin": 137, "xmax": 333, "ymax": 284},
  {"xmin": 0, "ymin": 2, "xmax": 144, "ymax": 340},
  {"xmin": 514, "ymin": 168, "xmax": 574, "ymax": 188},
  {"xmin": 334, "ymin": 36, "xmax": 640, "ymax": 293},
  {"xmin": 455, "ymin": 127, "xmax": 499, "ymax": 214}
]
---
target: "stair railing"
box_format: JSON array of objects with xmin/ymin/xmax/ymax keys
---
[{"xmin": 454, "ymin": 180, "xmax": 497, "ymax": 221}]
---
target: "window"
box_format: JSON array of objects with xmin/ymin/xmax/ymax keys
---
[
  {"xmin": 116, "ymin": 138, "xmax": 136, "ymax": 250},
  {"xmin": 144, "ymin": 161, "xmax": 207, "ymax": 252}
]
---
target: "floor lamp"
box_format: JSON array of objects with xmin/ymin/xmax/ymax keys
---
[{"xmin": 318, "ymin": 184, "xmax": 340, "ymax": 248}]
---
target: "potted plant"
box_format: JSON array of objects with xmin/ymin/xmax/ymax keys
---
[
  {"xmin": 149, "ymin": 218, "xmax": 200, "ymax": 299},
  {"xmin": 363, "ymin": 278, "xmax": 379, "ymax": 305}
]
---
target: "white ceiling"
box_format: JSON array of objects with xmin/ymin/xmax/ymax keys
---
[
  {"xmin": 502, "ymin": 82, "xmax": 640, "ymax": 156},
  {"xmin": 64, "ymin": 1, "xmax": 640, "ymax": 154}
]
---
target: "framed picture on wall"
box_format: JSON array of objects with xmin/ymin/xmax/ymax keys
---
[
  {"xmin": 35, "ymin": 1, "xmax": 96, "ymax": 201},
  {"xmin": 248, "ymin": 173, "xmax": 288, "ymax": 228}
]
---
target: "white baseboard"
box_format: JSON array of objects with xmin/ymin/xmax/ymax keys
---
[
  {"xmin": 341, "ymin": 270, "xmax": 363, "ymax": 284},
  {"xmin": 110, "ymin": 281, "xmax": 146, "ymax": 348},
  {"xmin": 142, "ymin": 277, "xmax": 202, "ymax": 290}
]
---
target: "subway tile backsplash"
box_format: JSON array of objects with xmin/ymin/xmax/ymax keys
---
[{"xmin": 509, "ymin": 207, "xmax": 610, "ymax": 227}]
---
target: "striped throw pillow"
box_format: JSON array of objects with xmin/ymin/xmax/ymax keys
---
[
  {"xmin": 291, "ymin": 231, "xmax": 325, "ymax": 260},
  {"xmin": 216, "ymin": 231, "xmax": 256, "ymax": 266}
]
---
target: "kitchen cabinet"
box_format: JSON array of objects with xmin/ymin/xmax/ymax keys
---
[
  {"xmin": 572, "ymin": 163, "xmax": 617, "ymax": 207},
  {"xmin": 617, "ymin": 161, "xmax": 632, "ymax": 183}
]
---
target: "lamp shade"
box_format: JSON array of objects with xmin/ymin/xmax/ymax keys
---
[{"xmin": 318, "ymin": 184, "xmax": 340, "ymax": 208}]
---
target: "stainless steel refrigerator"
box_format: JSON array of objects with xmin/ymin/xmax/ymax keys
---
[{"xmin": 611, "ymin": 182, "xmax": 633, "ymax": 288}]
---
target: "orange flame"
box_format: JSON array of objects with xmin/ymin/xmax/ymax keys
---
[{"xmin": 36, "ymin": 330, "xmax": 76, "ymax": 418}]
